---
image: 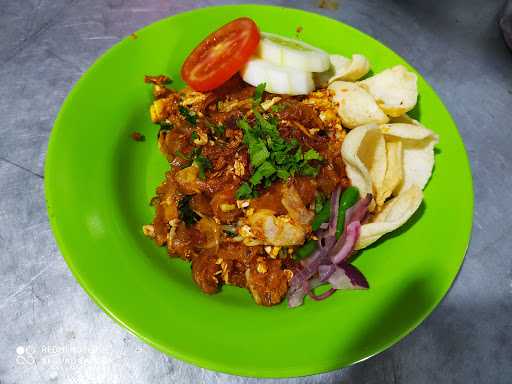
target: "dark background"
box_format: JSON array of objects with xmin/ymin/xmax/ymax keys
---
[{"xmin": 1, "ymin": 0, "xmax": 511, "ymax": 383}]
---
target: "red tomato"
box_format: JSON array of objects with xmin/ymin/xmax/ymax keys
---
[{"xmin": 181, "ymin": 18, "xmax": 260, "ymax": 92}]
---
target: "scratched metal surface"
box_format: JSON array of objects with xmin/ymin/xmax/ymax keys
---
[{"xmin": 1, "ymin": 0, "xmax": 511, "ymax": 383}]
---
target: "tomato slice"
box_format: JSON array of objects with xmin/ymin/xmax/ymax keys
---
[{"xmin": 181, "ymin": 17, "xmax": 260, "ymax": 92}]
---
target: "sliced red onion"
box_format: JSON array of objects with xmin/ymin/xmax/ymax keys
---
[
  {"xmin": 329, "ymin": 221, "xmax": 361, "ymax": 264},
  {"xmin": 308, "ymin": 287, "xmax": 336, "ymax": 301},
  {"xmin": 291, "ymin": 247, "xmax": 330, "ymax": 293},
  {"xmin": 318, "ymin": 264, "xmax": 335, "ymax": 282},
  {"xmin": 318, "ymin": 265, "xmax": 332, "ymax": 280},
  {"xmin": 325, "ymin": 194, "xmax": 371, "ymax": 265},
  {"xmin": 326, "ymin": 185, "xmax": 342, "ymax": 237},
  {"xmin": 287, "ymin": 286, "xmax": 306, "ymax": 308},
  {"xmin": 289, "ymin": 264, "xmax": 310, "ymax": 292},
  {"xmin": 304, "ymin": 277, "xmax": 336, "ymax": 301},
  {"xmin": 287, "ymin": 191, "xmax": 372, "ymax": 308},
  {"xmin": 288, "ymin": 277, "xmax": 325, "ymax": 308},
  {"xmin": 327, "ymin": 264, "xmax": 369, "ymax": 290},
  {"xmin": 344, "ymin": 193, "xmax": 372, "ymax": 228},
  {"xmin": 300, "ymin": 245, "xmax": 329, "ymax": 271},
  {"xmin": 312, "ymin": 186, "xmax": 346, "ymax": 257}
]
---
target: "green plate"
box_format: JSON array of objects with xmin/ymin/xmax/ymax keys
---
[{"xmin": 45, "ymin": 5, "xmax": 473, "ymax": 378}]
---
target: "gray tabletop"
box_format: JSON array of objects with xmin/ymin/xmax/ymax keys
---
[{"xmin": 1, "ymin": 0, "xmax": 511, "ymax": 383}]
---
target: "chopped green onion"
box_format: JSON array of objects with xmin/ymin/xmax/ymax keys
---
[
  {"xmin": 178, "ymin": 195, "xmax": 200, "ymax": 226},
  {"xmin": 253, "ymin": 83, "xmax": 266, "ymax": 106},
  {"xmin": 193, "ymin": 154, "xmax": 212, "ymax": 180},
  {"xmin": 235, "ymin": 182, "xmax": 253, "ymax": 200},
  {"xmin": 179, "ymin": 106, "xmax": 197, "ymax": 125}
]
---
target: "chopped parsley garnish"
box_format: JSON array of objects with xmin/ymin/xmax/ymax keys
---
[
  {"xmin": 193, "ymin": 154, "xmax": 212, "ymax": 180},
  {"xmin": 178, "ymin": 195, "xmax": 200, "ymax": 226},
  {"xmin": 235, "ymin": 182, "xmax": 253, "ymax": 200},
  {"xmin": 235, "ymin": 111, "xmax": 323, "ymax": 199},
  {"xmin": 270, "ymin": 104, "xmax": 287, "ymax": 113},
  {"xmin": 205, "ymin": 120, "xmax": 225, "ymax": 137},
  {"xmin": 157, "ymin": 121, "xmax": 173, "ymax": 139},
  {"xmin": 190, "ymin": 148, "xmax": 203, "ymax": 162},
  {"xmin": 174, "ymin": 147, "xmax": 207, "ymax": 172},
  {"xmin": 250, "ymin": 160, "xmax": 276, "ymax": 185},
  {"xmin": 159, "ymin": 121, "xmax": 173, "ymax": 129},
  {"xmin": 253, "ymin": 83, "xmax": 266, "ymax": 106},
  {"xmin": 179, "ymin": 106, "xmax": 197, "ymax": 125},
  {"xmin": 304, "ymin": 148, "xmax": 323, "ymax": 161},
  {"xmin": 174, "ymin": 146, "xmax": 211, "ymax": 179},
  {"xmin": 190, "ymin": 131, "xmax": 198, "ymax": 142},
  {"xmin": 214, "ymin": 123, "xmax": 225, "ymax": 136},
  {"xmin": 299, "ymin": 163, "xmax": 320, "ymax": 177},
  {"xmin": 238, "ymin": 119, "xmax": 269, "ymax": 168},
  {"xmin": 223, "ymin": 228, "xmax": 237, "ymax": 237}
]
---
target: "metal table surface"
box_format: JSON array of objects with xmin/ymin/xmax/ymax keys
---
[{"xmin": 1, "ymin": 0, "xmax": 511, "ymax": 383}]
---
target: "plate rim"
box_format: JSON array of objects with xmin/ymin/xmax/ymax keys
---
[{"xmin": 44, "ymin": 4, "xmax": 474, "ymax": 378}]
